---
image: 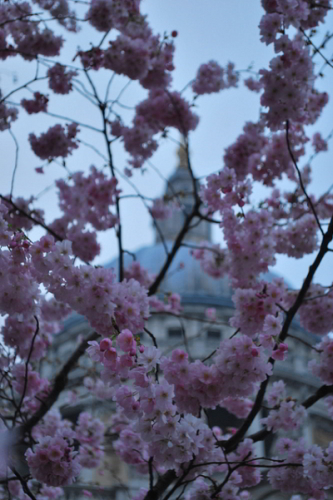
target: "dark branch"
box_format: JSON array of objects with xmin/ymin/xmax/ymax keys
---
[{"xmin": 19, "ymin": 331, "xmax": 98, "ymax": 437}]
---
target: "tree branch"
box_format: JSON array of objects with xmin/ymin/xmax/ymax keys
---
[{"xmin": 19, "ymin": 331, "xmax": 98, "ymax": 437}]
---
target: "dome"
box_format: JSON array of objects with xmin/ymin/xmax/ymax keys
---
[
  {"xmin": 105, "ymin": 241, "xmax": 283, "ymax": 309},
  {"xmin": 106, "ymin": 241, "xmax": 233, "ymax": 307}
]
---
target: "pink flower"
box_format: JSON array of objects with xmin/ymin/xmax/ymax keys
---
[
  {"xmin": 29, "ymin": 123, "xmax": 79, "ymax": 160},
  {"xmin": 100, "ymin": 338, "xmax": 112, "ymax": 351},
  {"xmin": 271, "ymin": 342, "xmax": 288, "ymax": 361},
  {"xmin": 21, "ymin": 92, "xmax": 48, "ymax": 114},
  {"xmin": 205, "ymin": 308, "xmax": 216, "ymax": 321},
  {"xmin": 116, "ymin": 329, "xmax": 136, "ymax": 352},
  {"xmin": 48, "ymin": 64, "xmax": 78, "ymax": 94}
]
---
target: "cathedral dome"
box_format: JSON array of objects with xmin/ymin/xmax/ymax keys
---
[{"xmin": 105, "ymin": 241, "xmax": 233, "ymax": 307}]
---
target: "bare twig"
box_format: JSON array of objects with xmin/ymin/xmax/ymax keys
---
[{"xmin": 9, "ymin": 129, "xmax": 19, "ymax": 199}]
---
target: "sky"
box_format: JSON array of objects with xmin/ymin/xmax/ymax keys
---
[{"xmin": 1, "ymin": 0, "xmax": 333, "ymax": 289}]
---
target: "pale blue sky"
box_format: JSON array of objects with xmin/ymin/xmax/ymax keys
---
[{"xmin": 1, "ymin": 1, "xmax": 333, "ymax": 288}]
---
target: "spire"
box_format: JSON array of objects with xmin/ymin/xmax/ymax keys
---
[
  {"xmin": 176, "ymin": 142, "xmax": 188, "ymax": 169},
  {"xmin": 154, "ymin": 145, "xmax": 212, "ymax": 244}
]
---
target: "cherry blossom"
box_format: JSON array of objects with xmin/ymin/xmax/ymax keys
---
[{"xmin": 0, "ymin": 1, "xmax": 332, "ymax": 498}]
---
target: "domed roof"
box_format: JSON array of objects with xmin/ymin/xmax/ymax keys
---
[
  {"xmin": 105, "ymin": 241, "xmax": 282, "ymax": 308},
  {"xmin": 106, "ymin": 241, "xmax": 233, "ymax": 307}
]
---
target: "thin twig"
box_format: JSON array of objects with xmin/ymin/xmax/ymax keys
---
[
  {"xmin": 9, "ymin": 129, "xmax": 19, "ymax": 199},
  {"xmin": 286, "ymin": 120, "xmax": 323, "ymax": 236}
]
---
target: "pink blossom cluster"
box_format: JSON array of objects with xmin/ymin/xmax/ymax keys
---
[
  {"xmin": 115, "ymin": 404, "xmax": 225, "ymax": 473},
  {"xmin": 244, "ymin": 77, "xmax": 263, "ymax": 93},
  {"xmin": 30, "ymin": 238, "xmax": 149, "ymax": 335},
  {"xmin": 222, "ymin": 210, "xmax": 277, "ymax": 289},
  {"xmin": 32, "ymin": 409, "xmax": 75, "ymax": 442},
  {"xmin": 12, "ymin": 363, "xmax": 49, "ymax": 398},
  {"xmin": 0, "ymin": 207, "xmax": 72, "ymax": 365},
  {"xmin": 303, "ymin": 442, "xmax": 333, "ymax": 490},
  {"xmin": 222, "ymin": 120, "xmax": 308, "ymax": 187},
  {"xmin": 124, "ymin": 262, "xmax": 155, "ymax": 288},
  {"xmin": 228, "ymin": 439, "xmax": 261, "ymax": 488},
  {"xmin": 150, "ymin": 198, "xmax": 176, "ymax": 220},
  {"xmin": 260, "ymin": 0, "xmax": 331, "ymax": 42},
  {"xmin": 140, "ymin": 41, "xmax": 174, "ymax": 90},
  {"xmin": 274, "ymin": 214, "xmax": 318, "ymax": 258},
  {"xmin": 113, "ymin": 278, "xmax": 150, "ymax": 332},
  {"xmin": 109, "ymin": 372, "xmax": 221, "ymax": 471},
  {"xmin": 185, "ymin": 476, "xmax": 250, "ymax": 500},
  {"xmin": 248, "ymin": 125, "xmax": 309, "ymax": 186},
  {"xmin": 28, "ymin": 409, "xmax": 105, "ymax": 482},
  {"xmin": 149, "ymin": 292, "xmax": 182, "ymax": 315},
  {"xmin": 85, "ymin": 335, "xmax": 266, "ymax": 477},
  {"xmin": 223, "ymin": 121, "xmax": 267, "ymax": 180},
  {"xmin": 297, "ymin": 285, "xmax": 333, "ymax": 335},
  {"xmin": 56, "ymin": 166, "xmax": 119, "ymax": 231},
  {"xmin": 309, "ymin": 335, "xmax": 333, "ymax": 384},
  {"xmin": 47, "ymin": 64, "xmax": 78, "ymax": 94},
  {"xmin": 29, "ymin": 123, "xmax": 79, "ymax": 160},
  {"xmin": 21, "ymin": 92, "xmax": 48, "ymax": 114},
  {"xmin": 261, "ymin": 381, "xmax": 306, "ymax": 432},
  {"xmin": 81, "ymin": 36, "xmax": 175, "ymax": 89},
  {"xmin": 67, "ymin": 225, "xmax": 101, "ymax": 262},
  {"xmin": 0, "ymin": 242, "xmax": 40, "ymax": 317},
  {"xmin": 6, "ymin": 479, "xmax": 39, "ymax": 500},
  {"xmin": 192, "ymin": 61, "xmax": 238, "ymax": 95},
  {"xmin": 26, "ymin": 435, "xmax": 81, "ymax": 487},
  {"xmin": 38, "ymin": 485, "xmax": 64, "ymax": 500},
  {"xmin": 220, "ymin": 397, "xmax": 253, "ymax": 419},
  {"xmin": 43, "ymin": 168, "xmax": 120, "ymax": 261},
  {"xmin": 103, "ymin": 35, "xmax": 152, "ymax": 81},
  {"xmin": 2, "ymin": 196, "xmax": 44, "ymax": 231},
  {"xmin": 312, "ymin": 132, "xmax": 328, "ymax": 153},
  {"xmin": 205, "ymin": 307, "xmax": 216, "ymax": 321},
  {"xmin": 76, "ymin": 412, "xmax": 105, "ymax": 468},
  {"xmin": 2, "ymin": 314, "xmax": 58, "ymax": 360},
  {"xmin": 161, "ymin": 336, "xmax": 271, "ymax": 415},
  {"xmin": 191, "ymin": 242, "xmax": 229, "ymax": 278},
  {"xmin": 135, "ymin": 89, "xmax": 199, "ymax": 136},
  {"xmin": 0, "ymin": 2, "xmax": 63, "ymax": 61},
  {"xmin": 263, "ymin": 176, "xmax": 333, "ymax": 225},
  {"xmin": 214, "ymin": 336, "xmax": 272, "ymax": 398},
  {"xmin": 259, "ymin": 314, "xmax": 283, "ymax": 351},
  {"xmin": 200, "ymin": 167, "xmax": 251, "ymax": 212},
  {"xmin": 6, "ymin": 480, "xmax": 65, "ymax": 500},
  {"xmin": 78, "ymin": 47, "xmax": 104, "ymax": 70},
  {"xmin": 268, "ymin": 438, "xmax": 328, "ymax": 498},
  {"xmin": 0, "ymin": 99, "xmax": 18, "ymax": 131},
  {"xmin": 118, "ymin": 90, "xmax": 198, "ymax": 167},
  {"xmin": 121, "ymin": 119, "xmax": 158, "ymax": 168},
  {"xmin": 32, "ymin": 0, "xmax": 77, "ymax": 31},
  {"xmin": 85, "ymin": 0, "xmax": 141, "ymax": 33},
  {"xmin": 85, "ymin": 0, "xmax": 175, "ymax": 88},
  {"xmin": 259, "ymin": 35, "xmax": 328, "ymax": 129},
  {"xmin": 113, "ymin": 428, "xmax": 150, "ymax": 473},
  {"xmin": 230, "ymin": 279, "xmax": 286, "ymax": 337}
]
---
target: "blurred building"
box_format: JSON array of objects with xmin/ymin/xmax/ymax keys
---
[{"xmin": 51, "ymin": 147, "xmax": 333, "ymax": 500}]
